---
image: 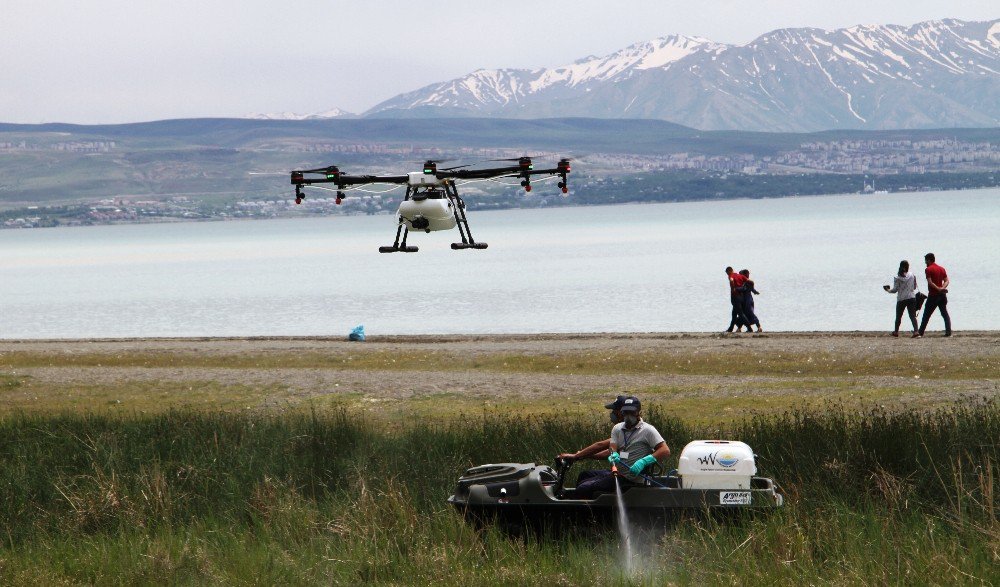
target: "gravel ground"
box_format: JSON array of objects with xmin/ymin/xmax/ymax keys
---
[
  {"xmin": 3, "ymin": 330, "xmax": 998, "ymax": 358},
  {"xmin": 1, "ymin": 332, "xmax": 996, "ymax": 410}
]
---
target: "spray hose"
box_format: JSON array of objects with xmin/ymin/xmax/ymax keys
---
[
  {"xmin": 613, "ymin": 463, "xmax": 666, "ymax": 487},
  {"xmin": 639, "ymin": 473, "xmax": 668, "ymax": 488}
]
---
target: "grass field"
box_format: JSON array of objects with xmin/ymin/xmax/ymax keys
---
[{"xmin": 0, "ymin": 336, "xmax": 997, "ymax": 585}]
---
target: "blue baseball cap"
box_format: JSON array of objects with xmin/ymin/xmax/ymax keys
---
[{"xmin": 620, "ymin": 396, "xmax": 641, "ymax": 413}]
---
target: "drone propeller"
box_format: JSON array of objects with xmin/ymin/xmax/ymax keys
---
[
  {"xmin": 299, "ymin": 165, "xmax": 342, "ymax": 174},
  {"xmin": 484, "ymin": 155, "xmax": 534, "ymax": 171},
  {"xmin": 486, "ymin": 154, "xmax": 543, "ymax": 162},
  {"xmin": 421, "ymin": 158, "xmax": 472, "ymax": 174}
]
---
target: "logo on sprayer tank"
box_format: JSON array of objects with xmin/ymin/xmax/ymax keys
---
[{"xmin": 697, "ymin": 451, "xmax": 740, "ymax": 468}]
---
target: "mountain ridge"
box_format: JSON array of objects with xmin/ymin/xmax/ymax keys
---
[
  {"xmin": 362, "ymin": 18, "xmax": 1000, "ymax": 132},
  {"xmin": 244, "ymin": 108, "xmax": 355, "ymax": 120}
]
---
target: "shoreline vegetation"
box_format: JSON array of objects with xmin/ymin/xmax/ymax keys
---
[{"xmin": 0, "ymin": 332, "xmax": 997, "ymax": 583}]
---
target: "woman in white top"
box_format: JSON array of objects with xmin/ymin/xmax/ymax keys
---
[{"xmin": 883, "ymin": 260, "xmax": 919, "ymax": 337}]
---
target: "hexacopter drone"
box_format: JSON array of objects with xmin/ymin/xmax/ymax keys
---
[{"xmin": 289, "ymin": 156, "xmax": 571, "ymax": 252}]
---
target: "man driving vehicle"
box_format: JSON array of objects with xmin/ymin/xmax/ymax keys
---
[{"xmin": 573, "ymin": 396, "xmax": 670, "ymax": 499}]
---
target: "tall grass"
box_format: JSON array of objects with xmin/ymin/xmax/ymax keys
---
[{"xmin": 0, "ymin": 402, "xmax": 996, "ymax": 585}]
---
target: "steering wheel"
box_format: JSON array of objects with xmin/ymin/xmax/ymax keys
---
[{"xmin": 552, "ymin": 456, "xmax": 573, "ymax": 498}]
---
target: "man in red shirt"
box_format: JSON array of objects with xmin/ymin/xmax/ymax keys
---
[
  {"xmin": 724, "ymin": 266, "xmax": 750, "ymax": 333},
  {"xmin": 918, "ymin": 252, "xmax": 951, "ymax": 337}
]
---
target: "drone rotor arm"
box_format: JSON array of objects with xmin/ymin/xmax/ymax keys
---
[
  {"xmin": 438, "ymin": 166, "xmax": 521, "ymax": 180},
  {"xmin": 337, "ymin": 174, "xmax": 410, "ymax": 186},
  {"xmin": 291, "ymin": 171, "xmax": 411, "ymax": 205}
]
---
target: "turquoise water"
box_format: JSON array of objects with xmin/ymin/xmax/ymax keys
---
[{"xmin": 0, "ymin": 188, "xmax": 997, "ymax": 338}]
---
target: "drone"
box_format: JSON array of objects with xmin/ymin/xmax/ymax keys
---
[{"xmin": 289, "ymin": 156, "xmax": 572, "ymax": 252}]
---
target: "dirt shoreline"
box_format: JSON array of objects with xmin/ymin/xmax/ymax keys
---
[
  {"xmin": 5, "ymin": 329, "xmax": 998, "ymax": 342},
  {"xmin": 2, "ymin": 330, "xmax": 997, "ymax": 358},
  {"xmin": 2, "ymin": 332, "xmax": 996, "ymax": 416}
]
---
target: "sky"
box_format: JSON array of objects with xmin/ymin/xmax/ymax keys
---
[{"xmin": 1, "ymin": 1, "xmax": 997, "ymax": 124}]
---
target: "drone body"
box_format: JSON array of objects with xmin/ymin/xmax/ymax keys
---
[
  {"xmin": 398, "ymin": 174, "xmax": 457, "ymax": 232},
  {"xmin": 289, "ymin": 157, "xmax": 571, "ymax": 252}
]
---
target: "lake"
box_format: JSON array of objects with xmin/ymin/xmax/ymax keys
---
[{"xmin": 1, "ymin": 188, "xmax": 998, "ymax": 338}]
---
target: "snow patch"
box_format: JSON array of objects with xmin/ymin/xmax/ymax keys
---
[
  {"xmin": 245, "ymin": 108, "xmax": 352, "ymax": 120},
  {"xmin": 832, "ymin": 46, "xmax": 870, "ymax": 70},
  {"xmin": 988, "ymin": 21, "xmax": 1000, "ymax": 49},
  {"xmin": 879, "ymin": 46, "xmax": 910, "ymax": 68}
]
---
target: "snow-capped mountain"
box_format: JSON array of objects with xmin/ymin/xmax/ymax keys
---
[
  {"xmin": 367, "ymin": 35, "xmax": 724, "ymax": 115},
  {"xmin": 365, "ymin": 19, "xmax": 1000, "ymax": 131},
  {"xmin": 245, "ymin": 107, "xmax": 354, "ymax": 120}
]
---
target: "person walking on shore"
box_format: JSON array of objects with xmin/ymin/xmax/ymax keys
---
[
  {"xmin": 918, "ymin": 252, "xmax": 951, "ymax": 337},
  {"xmin": 738, "ymin": 269, "xmax": 762, "ymax": 333},
  {"xmin": 884, "ymin": 260, "xmax": 919, "ymax": 337},
  {"xmin": 724, "ymin": 266, "xmax": 750, "ymax": 333}
]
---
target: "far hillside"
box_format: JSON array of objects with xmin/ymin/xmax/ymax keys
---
[{"xmin": 0, "ymin": 118, "xmax": 997, "ymax": 227}]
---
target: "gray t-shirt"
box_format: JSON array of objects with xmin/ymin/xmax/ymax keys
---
[{"xmin": 611, "ymin": 420, "xmax": 666, "ymax": 483}]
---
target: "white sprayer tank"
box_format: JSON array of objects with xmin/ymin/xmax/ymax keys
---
[
  {"xmin": 677, "ymin": 440, "xmax": 756, "ymax": 489},
  {"xmin": 397, "ymin": 198, "xmax": 457, "ymax": 232}
]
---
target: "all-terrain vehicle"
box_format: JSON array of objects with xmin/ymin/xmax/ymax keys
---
[{"xmin": 448, "ymin": 440, "xmax": 783, "ymax": 529}]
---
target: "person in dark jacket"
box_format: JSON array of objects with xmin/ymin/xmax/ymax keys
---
[
  {"xmin": 724, "ymin": 266, "xmax": 751, "ymax": 333},
  {"xmin": 738, "ymin": 269, "xmax": 762, "ymax": 333}
]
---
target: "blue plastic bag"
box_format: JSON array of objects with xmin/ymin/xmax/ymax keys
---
[{"xmin": 348, "ymin": 325, "xmax": 365, "ymax": 342}]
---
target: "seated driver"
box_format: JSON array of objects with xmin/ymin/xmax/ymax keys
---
[{"xmin": 574, "ymin": 396, "xmax": 670, "ymax": 499}]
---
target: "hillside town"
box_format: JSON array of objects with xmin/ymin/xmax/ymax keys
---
[
  {"xmin": 2, "ymin": 138, "xmax": 997, "ymax": 229},
  {"xmin": 594, "ymin": 139, "xmax": 1000, "ymax": 175}
]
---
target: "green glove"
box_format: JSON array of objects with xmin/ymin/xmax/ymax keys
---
[
  {"xmin": 608, "ymin": 451, "xmax": 621, "ymax": 465},
  {"xmin": 629, "ymin": 454, "xmax": 657, "ymax": 476}
]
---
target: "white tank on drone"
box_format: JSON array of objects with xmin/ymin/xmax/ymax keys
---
[
  {"xmin": 677, "ymin": 440, "xmax": 756, "ymax": 490},
  {"xmin": 397, "ymin": 195, "xmax": 457, "ymax": 232}
]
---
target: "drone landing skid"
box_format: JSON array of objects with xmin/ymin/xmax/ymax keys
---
[
  {"xmin": 379, "ymin": 245, "xmax": 418, "ymax": 253},
  {"xmin": 448, "ymin": 183, "xmax": 487, "ymax": 252}
]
